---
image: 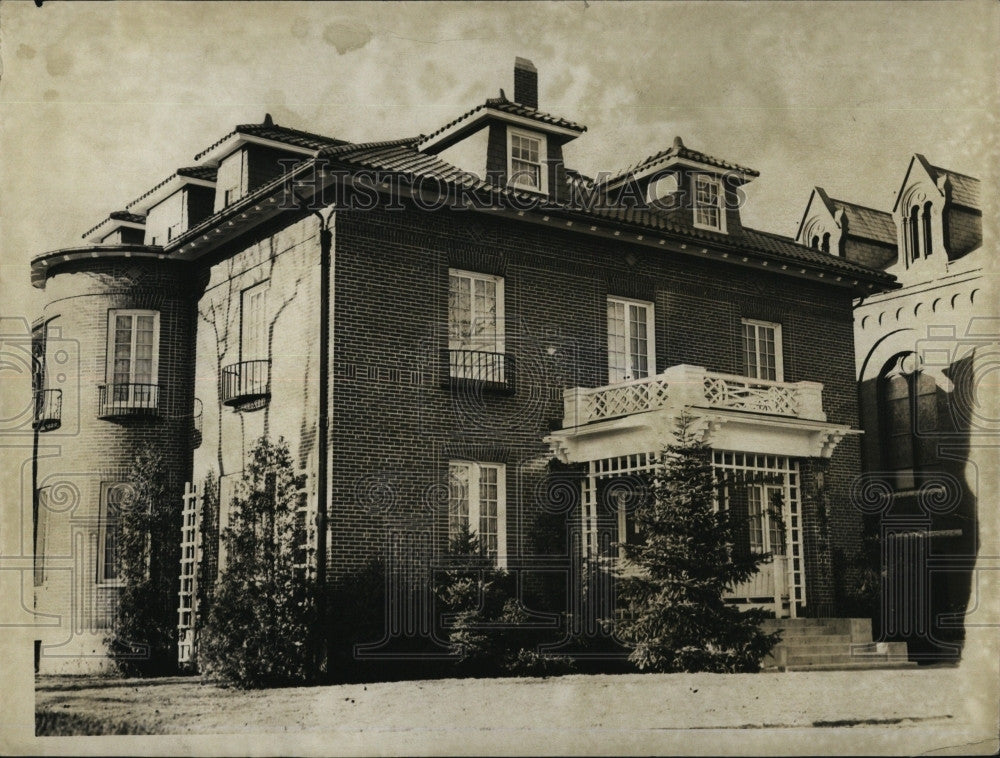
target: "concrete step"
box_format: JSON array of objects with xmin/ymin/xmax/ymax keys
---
[
  {"xmin": 776, "ymin": 634, "xmax": 852, "ymax": 646},
  {"xmin": 785, "ymin": 651, "xmax": 910, "ymax": 665},
  {"xmin": 781, "ymin": 660, "xmax": 919, "ymax": 672}
]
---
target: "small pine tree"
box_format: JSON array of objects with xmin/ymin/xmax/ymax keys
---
[
  {"xmin": 616, "ymin": 419, "xmax": 780, "ymax": 673},
  {"xmin": 107, "ymin": 445, "xmax": 181, "ymax": 675},
  {"xmin": 198, "ymin": 437, "xmax": 323, "ymax": 688}
]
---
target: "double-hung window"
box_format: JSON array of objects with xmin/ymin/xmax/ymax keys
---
[
  {"xmin": 692, "ymin": 173, "xmax": 725, "ymax": 232},
  {"xmin": 448, "ymin": 269, "xmax": 505, "ymax": 383},
  {"xmin": 448, "ymin": 461, "xmax": 506, "ymax": 567},
  {"xmin": 607, "ymin": 296, "xmax": 655, "ymax": 384},
  {"xmin": 237, "ymin": 280, "xmax": 270, "ymax": 398},
  {"xmin": 741, "ymin": 319, "xmax": 783, "ymax": 381},
  {"xmin": 507, "ymin": 128, "xmax": 547, "ymax": 194},
  {"xmin": 107, "ymin": 310, "xmax": 159, "ymax": 406}
]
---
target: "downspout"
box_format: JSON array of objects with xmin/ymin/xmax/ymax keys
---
[{"xmin": 312, "ymin": 211, "xmax": 334, "ymax": 596}]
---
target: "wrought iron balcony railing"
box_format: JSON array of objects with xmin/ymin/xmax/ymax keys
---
[
  {"xmin": 444, "ymin": 349, "xmax": 515, "ymax": 395},
  {"xmin": 33, "ymin": 389, "xmax": 62, "ymax": 432},
  {"xmin": 98, "ymin": 383, "xmax": 159, "ymax": 419},
  {"xmin": 221, "ymin": 360, "xmax": 271, "ymax": 408}
]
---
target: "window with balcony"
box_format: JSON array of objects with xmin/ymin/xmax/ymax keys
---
[
  {"xmin": 98, "ymin": 482, "xmax": 130, "ymax": 584},
  {"xmin": 447, "ymin": 269, "xmax": 510, "ymax": 390},
  {"xmin": 101, "ymin": 310, "xmax": 159, "ymax": 417},
  {"xmin": 222, "ymin": 280, "xmax": 271, "ymax": 407},
  {"xmin": 607, "ymin": 296, "xmax": 655, "ymax": 384},
  {"xmin": 741, "ymin": 319, "xmax": 783, "ymax": 382},
  {"xmin": 448, "ymin": 461, "xmax": 506, "ymax": 567},
  {"xmin": 507, "ymin": 128, "xmax": 547, "ymax": 194},
  {"xmin": 692, "ymin": 173, "xmax": 726, "ymax": 232}
]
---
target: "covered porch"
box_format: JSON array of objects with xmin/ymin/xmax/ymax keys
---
[{"xmin": 544, "ymin": 364, "xmax": 858, "ymax": 619}]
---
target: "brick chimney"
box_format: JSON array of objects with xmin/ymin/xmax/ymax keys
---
[{"xmin": 513, "ymin": 57, "xmax": 538, "ymax": 109}]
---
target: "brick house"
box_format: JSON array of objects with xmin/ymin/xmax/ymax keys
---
[
  {"xmin": 797, "ymin": 156, "xmax": 986, "ymax": 660},
  {"xmin": 32, "ymin": 59, "xmax": 898, "ymax": 674}
]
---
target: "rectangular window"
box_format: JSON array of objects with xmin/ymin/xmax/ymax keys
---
[
  {"xmin": 741, "ymin": 319, "xmax": 783, "ymax": 381},
  {"xmin": 448, "ymin": 461, "xmax": 506, "ymax": 567},
  {"xmin": 107, "ymin": 310, "xmax": 159, "ymax": 404},
  {"xmin": 448, "ymin": 269, "xmax": 504, "ymax": 382},
  {"xmin": 693, "ymin": 174, "xmax": 726, "ymax": 232},
  {"xmin": 607, "ymin": 297, "xmax": 655, "ymax": 383},
  {"xmin": 507, "ymin": 128, "xmax": 547, "ymax": 194},
  {"xmin": 98, "ymin": 482, "xmax": 128, "ymax": 584},
  {"xmin": 240, "ymin": 281, "xmax": 270, "ymax": 361}
]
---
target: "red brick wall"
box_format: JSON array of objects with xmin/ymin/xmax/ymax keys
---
[{"xmin": 328, "ymin": 202, "xmax": 865, "ymax": 613}]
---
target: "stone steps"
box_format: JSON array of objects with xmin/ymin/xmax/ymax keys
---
[{"xmin": 762, "ymin": 617, "xmax": 914, "ymax": 671}]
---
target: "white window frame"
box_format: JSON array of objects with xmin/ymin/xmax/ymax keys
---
[
  {"xmin": 106, "ymin": 309, "xmax": 160, "ymax": 405},
  {"xmin": 218, "ymin": 149, "xmax": 249, "ymax": 210},
  {"xmin": 97, "ymin": 482, "xmax": 129, "ymax": 586},
  {"xmin": 692, "ymin": 173, "xmax": 727, "ymax": 233},
  {"xmin": 448, "ymin": 269, "xmax": 505, "ymax": 351},
  {"xmin": 448, "ymin": 461, "xmax": 507, "ymax": 568},
  {"xmin": 506, "ymin": 127, "xmax": 548, "ymax": 195},
  {"xmin": 240, "ymin": 280, "xmax": 270, "ymax": 362},
  {"xmin": 607, "ymin": 296, "xmax": 656, "ymax": 384},
  {"xmin": 741, "ymin": 318, "xmax": 783, "ymax": 382}
]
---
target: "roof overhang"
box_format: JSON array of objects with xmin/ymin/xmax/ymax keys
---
[
  {"xmin": 83, "ymin": 217, "xmax": 147, "ymax": 243},
  {"xmin": 419, "ymin": 107, "xmax": 583, "ymax": 154},
  {"xmin": 127, "ymin": 175, "xmax": 217, "ymax": 215},
  {"xmin": 602, "ymin": 156, "xmax": 757, "ymax": 193},
  {"xmin": 195, "ymin": 132, "xmax": 319, "ymax": 167},
  {"xmin": 30, "ymin": 244, "xmax": 168, "ymax": 288}
]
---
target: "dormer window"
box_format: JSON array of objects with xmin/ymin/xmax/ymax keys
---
[
  {"xmin": 507, "ymin": 128, "xmax": 547, "ymax": 194},
  {"xmin": 692, "ymin": 173, "xmax": 726, "ymax": 232},
  {"xmin": 216, "ymin": 149, "xmax": 249, "ymax": 210}
]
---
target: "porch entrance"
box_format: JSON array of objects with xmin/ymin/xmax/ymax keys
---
[{"xmin": 581, "ymin": 450, "xmax": 805, "ymax": 618}]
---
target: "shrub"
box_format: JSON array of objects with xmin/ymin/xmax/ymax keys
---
[{"xmin": 198, "ymin": 437, "xmax": 323, "ymax": 688}]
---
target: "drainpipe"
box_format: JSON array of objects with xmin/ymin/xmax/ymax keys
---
[{"xmin": 313, "ymin": 212, "xmax": 333, "ymax": 594}]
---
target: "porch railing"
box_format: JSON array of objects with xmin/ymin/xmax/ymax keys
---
[
  {"xmin": 562, "ymin": 365, "xmax": 825, "ymax": 426},
  {"xmin": 33, "ymin": 388, "xmax": 62, "ymax": 432}
]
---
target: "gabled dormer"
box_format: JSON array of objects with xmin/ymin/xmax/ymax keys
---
[
  {"xmin": 893, "ymin": 154, "xmax": 981, "ymax": 274},
  {"xmin": 127, "ymin": 166, "xmax": 217, "ymax": 246},
  {"xmin": 597, "ymin": 136, "xmax": 758, "ymax": 235},
  {"xmin": 194, "ymin": 115, "xmax": 348, "ymax": 212},
  {"xmin": 82, "ymin": 211, "xmax": 147, "ymax": 245},
  {"xmin": 796, "ymin": 187, "xmax": 897, "ymax": 270},
  {"xmin": 417, "ymin": 59, "xmax": 587, "ymax": 202}
]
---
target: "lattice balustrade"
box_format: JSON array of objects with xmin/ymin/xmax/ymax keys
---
[
  {"xmin": 582, "ymin": 376, "xmax": 671, "ymax": 423},
  {"xmin": 703, "ymin": 374, "xmax": 799, "ymax": 416}
]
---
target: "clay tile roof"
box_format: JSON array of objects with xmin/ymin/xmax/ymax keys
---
[
  {"xmin": 177, "ymin": 165, "xmax": 218, "ymax": 182},
  {"xmin": 194, "ymin": 122, "xmax": 348, "ymax": 161},
  {"xmin": 418, "ymin": 95, "xmax": 586, "ymax": 146},
  {"xmin": 602, "ymin": 136, "xmax": 759, "ymax": 187},
  {"xmin": 828, "ymin": 198, "xmax": 897, "ymax": 246},
  {"xmin": 320, "ymin": 139, "xmax": 891, "ymax": 286},
  {"xmin": 82, "ymin": 210, "xmax": 146, "ymax": 239}
]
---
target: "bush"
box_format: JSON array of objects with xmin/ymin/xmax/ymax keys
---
[
  {"xmin": 436, "ymin": 528, "xmax": 574, "ymax": 678},
  {"xmin": 198, "ymin": 437, "xmax": 323, "ymax": 688}
]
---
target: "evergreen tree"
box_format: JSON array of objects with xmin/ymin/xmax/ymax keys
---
[
  {"xmin": 616, "ymin": 419, "xmax": 780, "ymax": 672},
  {"xmin": 107, "ymin": 445, "xmax": 181, "ymax": 675},
  {"xmin": 198, "ymin": 437, "xmax": 323, "ymax": 688}
]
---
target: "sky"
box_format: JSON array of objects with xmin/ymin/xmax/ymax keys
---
[{"xmin": 1, "ymin": 0, "xmax": 997, "ymax": 318}]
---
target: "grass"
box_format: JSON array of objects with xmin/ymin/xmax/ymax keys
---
[{"xmin": 35, "ymin": 708, "xmax": 160, "ymax": 736}]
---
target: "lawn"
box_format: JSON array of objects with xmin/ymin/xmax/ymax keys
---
[{"xmin": 31, "ymin": 666, "xmax": 997, "ymax": 754}]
